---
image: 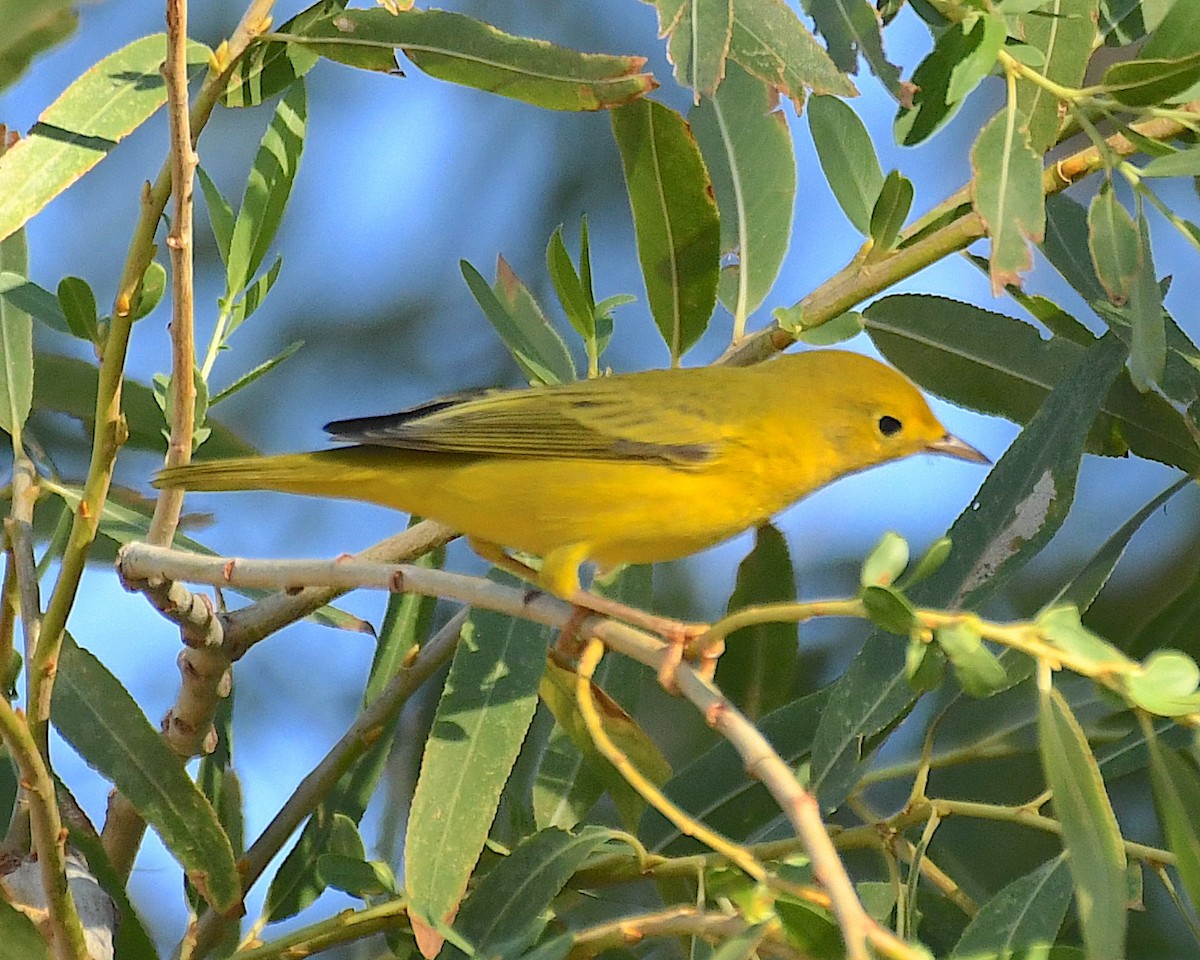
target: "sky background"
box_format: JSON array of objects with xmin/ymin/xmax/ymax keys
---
[{"xmin": 2, "ymin": 0, "xmax": 1199, "ymax": 950}]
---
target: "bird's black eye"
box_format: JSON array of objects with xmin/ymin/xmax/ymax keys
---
[{"xmin": 878, "ymin": 415, "xmax": 903, "ymax": 437}]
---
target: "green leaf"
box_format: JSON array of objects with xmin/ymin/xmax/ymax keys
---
[
  {"xmin": 895, "ymin": 21, "xmax": 987, "ymax": 146},
  {"xmin": 951, "ymin": 856, "xmax": 1072, "ymax": 957},
  {"xmin": 863, "ymin": 294, "xmax": 1200, "ymax": 472},
  {"xmin": 210, "ymin": 339, "xmax": 304, "ymax": 407},
  {"xmin": 801, "ymin": 0, "xmax": 903, "ymax": 96},
  {"xmin": 1103, "ymin": 49, "xmax": 1200, "ymax": 106},
  {"xmin": 461, "ymin": 258, "xmax": 574, "ymax": 386},
  {"xmin": 539, "ymin": 655, "xmax": 671, "ymax": 831},
  {"xmin": 692, "ymin": 61, "xmax": 796, "ymax": 321},
  {"xmin": 860, "ymin": 531, "xmax": 909, "ymax": 587},
  {"xmin": 547, "ymin": 225, "xmax": 594, "ymax": 341},
  {"xmin": 971, "ymin": 106, "xmax": 1045, "ymax": 294},
  {"xmin": 227, "ymin": 254, "xmax": 283, "ymax": 336},
  {"xmin": 1037, "ymin": 684, "xmax": 1127, "ymax": 960},
  {"xmin": 224, "ymin": 0, "xmax": 357, "ymax": 108},
  {"xmin": 657, "ymin": 0, "xmax": 734, "ymax": 98},
  {"xmin": 611, "ymin": 99, "xmax": 720, "ymax": 362},
  {"xmin": 53, "ymin": 636, "xmax": 239, "ymax": 912},
  {"xmin": 1051, "ymin": 477, "xmax": 1191, "ymax": 613},
  {"xmin": 129, "ymin": 260, "xmax": 167, "ymax": 323},
  {"xmin": 716, "ymin": 524, "xmax": 799, "ymax": 720},
  {"xmin": 302, "ymin": 8, "xmax": 655, "ymax": 110},
  {"xmin": 56, "ymin": 275, "xmax": 98, "ymax": 342},
  {"xmin": 1088, "ymin": 185, "xmax": 1140, "ymax": 305},
  {"xmin": 404, "ymin": 608, "xmax": 546, "ymax": 938},
  {"xmin": 197, "ymin": 166, "xmax": 235, "ymax": 267},
  {"xmin": 0, "ymin": 0, "xmax": 76, "ymax": 93},
  {"xmin": 317, "ymin": 853, "xmax": 397, "ymax": 899},
  {"xmin": 446, "ymin": 828, "xmax": 611, "ymax": 960},
  {"xmin": 868, "ymin": 169, "xmax": 913, "ymax": 252},
  {"xmin": 1125, "ymin": 210, "xmax": 1166, "ymax": 392},
  {"xmin": 0, "ymin": 895, "xmax": 50, "ymax": 960},
  {"xmin": 897, "ymin": 537, "xmax": 952, "ymax": 589},
  {"xmin": 1146, "ymin": 730, "xmax": 1200, "ymax": 914},
  {"xmin": 0, "ymin": 34, "xmax": 211, "ymax": 244},
  {"xmin": 1044, "ymin": 192, "xmax": 1108, "ymax": 303},
  {"xmin": 1037, "ymin": 605, "xmax": 1133, "ymax": 667},
  {"xmin": 1125, "ymin": 650, "xmax": 1200, "ymax": 716},
  {"xmin": 727, "ymin": 0, "xmax": 857, "ymax": 106},
  {"xmin": 0, "ymin": 271, "xmax": 69, "ymax": 335},
  {"xmin": 861, "ymin": 584, "xmax": 916, "ymax": 635},
  {"xmin": 1141, "ymin": 0, "xmax": 1200, "ymax": 59},
  {"xmin": 947, "ymin": 15, "xmax": 1005, "ymax": 104},
  {"xmin": 936, "ymin": 622, "xmax": 1009, "ymax": 698},
  {"xmin": 0, "ymin": 228, "xmax": 32, "ymax": 444},
  {"xmin": 807, "ymin": 95, "xmax": 883, "ymax": 236},
  {"xmin": 1015, "ymin": 0, "xmax": 1098, "ymax": 152},
  {"xmin": 226, "ymin": 80, "xmax": 307, "ymax": 299},
  {"xmin": 793, "ymin": 309, "xmax": 863, "ymax": 344},
  {"xmin": 1140, "ymin": 147, "xmax": 1200, "ymax": 178}
]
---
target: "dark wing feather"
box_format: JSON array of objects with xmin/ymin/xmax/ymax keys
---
[{"xmin": 324, "ymin": 381, "xmax": 718, "ymax": 465}]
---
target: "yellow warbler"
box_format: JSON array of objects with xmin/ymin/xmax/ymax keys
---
[{"xmin": 156, "ymin": 350, "xmax": 986, "ymax": 597}]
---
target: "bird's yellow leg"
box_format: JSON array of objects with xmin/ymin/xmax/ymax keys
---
[{"xmin": 465, "ymin": 538, "xmax": 715, "ymax": 689}]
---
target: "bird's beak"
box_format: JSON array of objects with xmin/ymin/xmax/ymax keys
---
[{"xmin": 926, "ymin": 433, "xmax": 991, "ymax": 464}]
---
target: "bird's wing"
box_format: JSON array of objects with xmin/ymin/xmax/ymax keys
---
[{"xmin": 324, "ymin": 382, "xmax": 720, "ymax": 465}]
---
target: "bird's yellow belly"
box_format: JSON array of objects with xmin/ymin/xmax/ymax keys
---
[{"xmin": 366, "ymin": 453, "xmax": 793, "ymax": 567}]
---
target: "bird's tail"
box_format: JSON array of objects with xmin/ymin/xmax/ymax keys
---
[{"xmin": 154, "ymin": 453, "xmax": 336, "ymax": 495}]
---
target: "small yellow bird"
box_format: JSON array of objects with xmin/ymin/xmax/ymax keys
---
[{"xmin": 156, "ymin": 350, "xmax": 987, "ymax": 598}]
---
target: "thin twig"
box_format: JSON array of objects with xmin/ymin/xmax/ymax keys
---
[
  {"xmin": 35, "ymin": 0, "xmax": 279, "ymax": 764},
  {"xmin": 148, "ymin": 0, "xmax": 199, "ymax": 547}
]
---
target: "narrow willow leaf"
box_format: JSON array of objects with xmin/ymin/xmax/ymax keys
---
[
  {"xmin": 869, "ymin": 169, "xmax": 913, "ymax": 251},
  {"xmin": 540, "ymin": 655, "xmax": 671, "ymax": 830},
  {"xmin": 812, "ymin": 335, "xmax": 1128, "ymax": 809},
  {"xmin": 946, "ymin": 14, "xmax": 1005, "ymax": 104},
  {"xmin": 863, "ymin": 294, "xmax": 1200, "ymax": 472},
  {"xmin": 1140, "ymin": 147, "xmax": 1200, "ymax": 178},
  {"xmin": 226, "ymin": 80, "xmax": 307, "ymax": 299},
  {"xmin": 445, "ymin": 828, "xmax": 611, "ymax": 960},
  {"xmin": 227, "ymin": 255, "xmax": 284, "ymax": 336},
  {"xmin": 716, "ymin": 524, "xmax": 798, "ymax": 720},
  {"xmin": 612, "ymin": 99, "xmax": 720, "ymax": 362},
  {"xmin": 1146, "ymin": 731, "xmax": 1200, "ymax": 913},
  {"xmin": 802, "ymin": 0, "xmax": 902, "ymax": 95},
  {"xmin": 951, "ymin": 856, "xmax": 1072, "ymax": 957},
  {"xmin": 0, "ymin": 0, "xmax": 76, "ymax": 93},
  {"xmin": 0, "ymin": 271, "xmax": 69, "ymax": 335},
  {"xmin": 1037, "ymin": 684, "xmax": 1127, "ymax": 960},
  {"xmin": 1044, "ymin": 193, "xmax": 1108, "ymax": 303},
  {"xmin": 807, "ymin": 95, "xmax": 883, "ymax": 235},
  {"xmin": 1088, "ymin": 185, "xmax": 1140, "ymax": 305},
  {"xmin": 895, "ymin": 21, "xmax": 986, "ymax": 145},
  {"xmin": 0, "ymin": 35, "xmax": 211, "ymax": 243},
  {"xmin": 1015, "ymin": 0, "xmax": 1098, "ymax": 152},
  {"xmin": 971, "ymin": 106, "xmax": 1045, "ymax": 294},
  {"xmin": 1103, "ymin": 49, "xmax": 1200, "ymax": 106},
  {"xmin": 728, "ymin": 0, "xmax": 856, "ymax": 106},
  {"xmin": 1140, "ymin": 0, "xmax": 1200, "ymax": 59},
  {"xmin": 1125, "ymin": 210, "xmax": 1166, "ymax": 392},
  {"xmin": 691, "ymin": 61, "xmax": 796, "ymax": 320},
  {"xmin": 53, "ymin": 637, "xmax": 239, "ymax": 912},
  {"xmin": 304, "ymin": 8, "xmax": 655, "ymax": 110},
  {"xmin": 405, "ymin": 609, "xmax": 547, "ymax": 942},
  {"xmin": 1051, "ymin": 477, "xmax": 1191, "ymax": 612},
  {"xmin": 0, "ymin": 896, "xmax": 49, "ymax": 960},
  {"xmin": 1130, "ymin": 561, "xmax": 1200, "ymax": 660},
  {"xmin": 660, "ymin": 0, "xmax": 734, "ymax": 98},
  {"xmin": 0, "ymin": 228, "xmax": 32, "ymax": 444},
  {"xmin": 461, "ymin": 259, "xmax": 574, "ymax": 386},
  {"xmin": 210, "ymin": 339, "xmax": 303, "ymax": 407},
  {"xmin": 224, "ymin": 0, "xmax": 358, "ymax": 107},
  {"xmin": 546, "ymin": 226, "xmax": 594, "ymax": 340}
]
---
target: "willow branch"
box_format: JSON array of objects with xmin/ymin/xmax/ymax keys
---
[
  {"xmin": 147, "ymin": 0, "xmax": 199, "ymax": 547},
  {"xmin": 719, "ymin": 101, "xmax": 1200, "ymax": 367},
  {"xmin": 35, "ymin": 0, "xmax": 279, "ymax": 759}
]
